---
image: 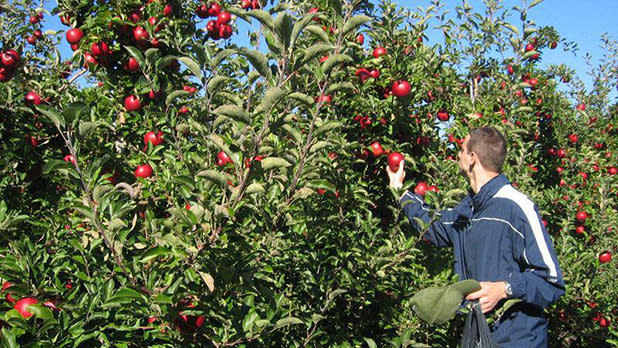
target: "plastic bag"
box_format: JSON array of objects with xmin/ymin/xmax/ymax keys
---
[{"xmin": 460, "ymin": 300, "xmax": 501, "ymax": 348}]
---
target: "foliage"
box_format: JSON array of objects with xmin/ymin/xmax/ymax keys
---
[{"xmin": 0, "ymin": 0, "xmax": 616, "ymax": 347}]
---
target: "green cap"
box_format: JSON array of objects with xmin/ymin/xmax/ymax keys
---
[{"xmin": 410, "ymin": 279, "xmax": 481, "ymax": 324}]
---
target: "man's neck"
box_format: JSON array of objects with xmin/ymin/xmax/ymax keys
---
[{"xmin": 469, "ymin": 171, "xmax": 500, "ymax": 194}]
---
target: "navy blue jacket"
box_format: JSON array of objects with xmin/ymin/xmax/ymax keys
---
[{"xmin": 401, "ymin": 174, "xmax": 565, "ymax": 348}]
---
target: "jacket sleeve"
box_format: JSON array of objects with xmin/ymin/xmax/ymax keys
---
[
  {"xmin": 508, "ymin": 205, "xmax": 565, "ymax": 308},
  {"xmin": 399, "ymin": 191, "xmax": 460, "ymax": 247}
]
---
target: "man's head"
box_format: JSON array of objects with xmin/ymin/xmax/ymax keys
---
[{"xmin": 458, "ymin": 127, "xmax": 507, "ymax": 176}]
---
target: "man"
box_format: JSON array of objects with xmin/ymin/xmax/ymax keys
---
[{"xmin": 387, "ymin": 127, "xmax": 565, "ymax": 348}]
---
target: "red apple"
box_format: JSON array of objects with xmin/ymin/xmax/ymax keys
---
[
  {"xmin": 219, "ymin": 24, "xmax": 233, "ymax": 39},
  {"xmin": 414, "ymin": 181, "xmax": 429, "ymax": 196},
  {"xmin": 599, "ymin": 251, "xmax": 611, "ymax": 264},
  {"xmin": 575, "ymin": 225, "xmax": 585, "ymax": 234},
  {"xmin": 373, "ymin": 46, "xmax": 387, "ymax": 58},
  {"xmin": 124, "ymin": 57, "xmax": 140, "ymax": 72},
  {"xmin": 124, "ymin": 95, "xmax": 141, "ymax": 111},
  {"xmin": 196, "ymin": 3, "xmax": 209, "ymax": 18},
  {"xmin": 0, "ymin": 67, "xmax": 13, "ymax": 82},
  {"xmin": 208, "ymin": 3, "xmax": 222, "ymax": 17},
  {"xmin": 240, "ymin": 0, "xmax": 252, "ymax": 9},
  {"xmin": 549, "ymin": 41, "xmax": 557, "ymax": 49},
  {"xmin": 251, "ymin": 0, "xmax": 261, "ymax": 9},
  {"xmin": 387, "ymin": 152, "xmax": 403, "ymax": 171},
  {"xmin": 391, "ymin": 80, "xmax": 411, "ymax": 98},
  {"xmin": 25, "ymin": 91, "xmax": 41, "ymax": 105},
  {"xmin": 216, "ymin": 151, "xmax": 232, "ymax": 166},
  {"xmin": 216, "ymin": 12, "xmax": 231, "ymax": 25},
  {"xmin": 609, "ymin": 166, "xmax": 617, "ymax": 175},
  {"xmin": 525, "ymin": 43, "xmax": 534, "ymax": 52},
  {"xmin": 64, "ymin": 154, "xmax": 77, "ymax": 165},
  {"xmin": 356, "ymin": 33, "xmax": 364, "ymax": 45},
  {"xmin": 355, "ymin": 68, "xmax": 370, "ymax": 84},
  {"xmin": 369, "ymin": 142, "xmax": 383, "ymax": 157},
  {"xmin": 134, "ymin": 164, "xmax": 153, "ymax": 178},
  {"xmin": 506, "ymin": 65, "xmax": 514, "ymax": 75},
  {"xmin": 14, "ymin": 297, "xmax": 37, "ymax": 319},
  {"xmin": 144, "ymin": 131, "xmax": 164, "ymax": 146},
  {"xmin": 370, "ymin": 69, "xmax": 380, "ymax": 78},
  {"xmin": 133, "ymin": 26, "xmax": 149, "ymax": 42},
  {"xmin": 1, "ymin": 49, "xmax": 20, "ymax": 69},
  {"xmin": 437, "ymin": 110, "xmax": 449, "ymax": 121},
  {"xmin": 576, "ymin": 103, "xmax": 586, "ymax": 111},
  {"xmin": 568, "ymin": 133, "xmax": 578, "ymax": 144},
  {"xmin": 66, "ymin": 28, "xmax": 83, "ymax": 44},
  {"xmin": 576, "ymin": 211, "xmax": 588, "ymax": 223},
  {"xmin": 163, "ymin": 4, "xmax": 173, "ymax": 17}
]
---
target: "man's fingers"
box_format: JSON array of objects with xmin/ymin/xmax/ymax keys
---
[{"xmin": 397, "ymin": 160, "xmax": 405, "ymax": 175}]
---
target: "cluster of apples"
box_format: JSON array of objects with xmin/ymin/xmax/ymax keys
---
[{"xmin": 195, "ymin": 3, "xmax": 234, "ymax": 40}]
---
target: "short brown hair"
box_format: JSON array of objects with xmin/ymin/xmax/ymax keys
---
[{"xmin": 467, "ymin": 127, "xmax": 507, "ymax": 172}]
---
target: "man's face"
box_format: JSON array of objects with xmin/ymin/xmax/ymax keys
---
[{"xmin": 458, "ymin": 135, "xmax": 472, "ymax": 176}]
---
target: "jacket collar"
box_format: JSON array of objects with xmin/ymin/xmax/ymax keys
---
[
  {"xmin": 471, "ymin": 174, "xmax": 510, "ymax": 212},
  {"xmin": 453, "ymin": 174, "xmax": 510, "ymax": 219}
]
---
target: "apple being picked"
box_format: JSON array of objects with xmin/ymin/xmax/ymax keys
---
[{"xmin": 388, "ymin": 152, "xmax": 404, "ymax": 171}]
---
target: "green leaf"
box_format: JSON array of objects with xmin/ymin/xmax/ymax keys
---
[
  {"xmin": 198, "ymin": 272, "xmax": 215, "ymax": 293},
  {"xmin": 124, "ymin": 46, "xmax": 145, "ymax": 69},
  {"xmin": 245, "ymin": 183, "xmax": 265, "ymax": 195},
  {"xmin": 504, "ymin": 23, "xmax": 519, "ymax": 35},
  {"xmin": 29, "ymin": 305, "xmax": 55, "ymax": 321},
  {"xmin": 62, "ymin": 103, "xmax": 87, "ymax": 124},
  {"xmin": 43, "ymin": 159, "xmax": 69, "ymax": 174},
  {"xmin": 1, "ymin": 327, "xmax": 17, "ymax": 348},
  {"xmin": 242, "ymin": 311, "xmax": 260, "ymax": 332},
  {"xmin": 282, "ymin": 124, "xmax": 302, "ymax": 144},
  {"xmin": 36, "ymin": 105, "xmax": 65, "ymax": 128},
  {"xmin": 327, "ymin": 82, "xmax": 355, "ymax": 94},
  {"xmin": 328, "ymin": 289, "xmax": 347, "ymax": 300},
  {"xmin": 165, "ymin": 90, "xmax": 189, "ymax": 106},
  {"xmin": 245, "ymin": 9, "xmax": 274, "ymax": 32},
  {"xmin": 140, "ymin": 246, "xmax": 171, "ymax": 263},
  {"xmin": 170, "ymin": 175, "xmax": 196, "ymax": 191},
  {"xmin": 207, "ymin": 75, "xmax": 232, "ymax": 96},
  {"xmin": 341, "ymin": 15, "xmax": 372, "ymax": 37},
  {"xmin": 322, "ymin": 53, "xmax": 353, "ymax": 74},
  {"xmin": 290, "ymin": 13, "xmax": 319, "ymax": 50},
  {"xmin": 274, "ymin": 317, "xmax": 303, "ymax": 329},
  {"xmin": 211, "ymin": 49, "xmax": 235, "ymax": 68},
  {"xmin": 274, "ymin": 12, "xmax": 294, "ymax": 52},
  {"xmin": 315, "ymin": 120, "xmax": 343, "ymax": 136},
  {"xmin": 197, "ymin": 169, "xmax": 229, "ymax": 186},
  {"xmin": 328, "ymin": 0, "xmax": 343, "ymax": 15},
  {"xmin": 239, "ymin": 48, "xmax": 272, "ymax": 81},
  {"xmin": 213, "ymin": 104, "xmax": 250, "ymax": 124},
  {"xmin": 303, "ymin": 43, "xmax": 333, "ymax": 63},
  {"xmin": 529, "ymin": 0, "xmax": 543, "ymax": 9},
  {"xmin": 178, "ymin": 56, "xmax": 203, "ymax": 81},
  {"xmin": 262, "ymin": 87, "xmax": 286, "ymax": 113},
  {"xmin": 260, "ymin": 157, "xmax": 291, "ymax": 171},
  {"xmin": 288, "ymin": 92, "xmax": 314, "ymax": 107},
  {"xmin": 78, "ymin": 121, "xmax": 98, "ymax": 138},
  {"xmin": 363, "ymin": 338, "xmax": 377, "ymax": 348},
  {"xmin": 305, "ymin": 25, "xmax": 330, "ymax": 42}
]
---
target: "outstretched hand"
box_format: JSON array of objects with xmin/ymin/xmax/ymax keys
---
[{"xmin": 386, "ymin": 160, "xmax": 406, "ymax": 189}]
